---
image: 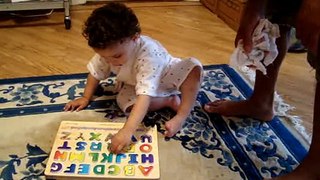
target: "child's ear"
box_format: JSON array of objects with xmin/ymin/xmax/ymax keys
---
[{"xmin": 132, "ymin": 33, "xmax": 140, "ymax": 41}]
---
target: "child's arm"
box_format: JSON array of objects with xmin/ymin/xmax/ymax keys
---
[
  {"xmin": 64, "ymin": 74, "xmax": 100, "ymax": 111},
  {"xmin": 110, "ymin": 94, "xmax": 151, "ymax": 154}
]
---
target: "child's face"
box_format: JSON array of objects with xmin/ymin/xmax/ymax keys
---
[{"xmin": 94, "ymin": 37, "xmax": 137, "ymax": 66}]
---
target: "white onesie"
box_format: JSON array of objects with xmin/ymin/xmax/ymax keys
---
[{"xmin": 87, "ymin": 35, "xmax": 202, "ymax": 112}]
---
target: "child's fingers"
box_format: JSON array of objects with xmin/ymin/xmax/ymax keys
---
[
  {"xmin": 64, "ymin": 101, "xmax": 85, "ymax": 112},
  {"xmin": 117, "ymin": 144, "xmax": 124, "ymax": 151},
  {"xmin": 70, "ymin": 104, "xmax": 76, "ymax": 112},
  {"xmin": 110, "ymin": 144, "xmax": 117, "ymax": 153},
  {"xmin": 110, "ymin": 141, "xmax": 117, "ymax": 153},
  {"xmin": 76, "ymin": 104, "xmax": 86, "ymax": 112},
  {"xmin": 116, "ymin": 144, "xmax": 124, "ymax": 154},
  {"xmin": 110, "ymin": 142, "xmax": 124, "ymax": 154},
  {"xmin": 64, "ymin": 103, "xmax": 71, "ymax": 111}
]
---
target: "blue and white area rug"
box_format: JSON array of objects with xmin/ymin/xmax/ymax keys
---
[{"xmin": 0, "ymin": 64, "xmax": 309, "ymax": 180}]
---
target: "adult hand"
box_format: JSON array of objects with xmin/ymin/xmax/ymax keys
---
[
  {"xmin": 296, "ymin": 0, "xmax": 320, "ymax": 55},
  {"xmin": 63, "ymin": 97, "xmax": 89, "ymax": 111},
  {"xmin": 235, "ymin": 0, "xmax": 265, "ymax": 53}
]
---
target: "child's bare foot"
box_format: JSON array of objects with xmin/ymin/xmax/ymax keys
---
[
  {"xmin": 164, "ymin": 115, "xmax": 186, "ymax": 137},
  {"xmin": 204, "ymin": 99, "xmax": 274, "ymax": 121}
]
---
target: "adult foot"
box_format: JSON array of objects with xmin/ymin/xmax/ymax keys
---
[{"xmin": 204, "ymin": 99, "xmax": 274, "ymax": 121}]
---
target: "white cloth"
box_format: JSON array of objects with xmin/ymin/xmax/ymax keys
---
[
  {"xmin": 87, "ymin": 35, "xmax": 202, "ymax": 112},
  {"xmin": 230, "ymin": 19, "xmax": 280, "ymax": 75}
]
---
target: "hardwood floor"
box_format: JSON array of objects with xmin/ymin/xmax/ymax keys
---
[{"xmin": 0, "ymin": 1, "xmax": 315, "ymax": 135}]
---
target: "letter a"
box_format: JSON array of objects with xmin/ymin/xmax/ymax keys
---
[{"xmin": 138, "ymin": 165, "xmax": 153, "ymax": 176}]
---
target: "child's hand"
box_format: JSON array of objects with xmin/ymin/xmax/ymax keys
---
[
  {"xmin": 64, "ymin": 97, "xmax": 89, "ymax": 112},
  {"xmin": 110, "ymin": 128, "xmax": 132, "ymax": 154}
]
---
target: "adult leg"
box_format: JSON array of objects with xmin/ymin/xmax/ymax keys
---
[
  {"xmin": 164, "ymin": 66, "xmax": 202, "ymax": 137},
  {"xmin": 273, "ymin": 81, "xmax": 320, "ymax": 180},
  {"xmin": 273, "ymin": 47, "xmax": 320, "ymax": 180},
  {"xmin": 204, "ymin": 26, "xmax": 291, "ymax": 121}
]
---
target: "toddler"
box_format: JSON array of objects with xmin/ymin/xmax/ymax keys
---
[{"xmin": 64, "ymin": 2, "xmax": 203, "ymax": 154}]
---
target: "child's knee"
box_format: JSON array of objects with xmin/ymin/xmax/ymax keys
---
[
  {"xmin": 181, "ymin": 66, "xmax": 203, "ymax": 91},
  {"xmin": 188, "ymin": 57, "xmax": 203, "ymax": 79},
  {"xmin": 189, "ymin": 65, "xmax": 203, "ymax": 82}
]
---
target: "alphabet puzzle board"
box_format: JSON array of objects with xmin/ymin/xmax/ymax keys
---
[{"xmin": 45, "ymin": 121, "xmax": 160, "ymax": 179}]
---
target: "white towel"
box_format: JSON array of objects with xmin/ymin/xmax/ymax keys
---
[{"xmin": 230, "ymin": 19, "xmax": 280, "ymax": 75}]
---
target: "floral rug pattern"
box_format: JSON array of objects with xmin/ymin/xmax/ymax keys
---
[{"xmin": 0, "ymin": 64, "xmax": 308, "ymax": 180}]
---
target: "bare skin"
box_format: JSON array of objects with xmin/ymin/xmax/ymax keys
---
[
  {"xmin": 204, "ymin": 25, "xmax": 291, "ymax": 121},
  {"xmin": 110, "ymin": 66, "xmax": 201, "ymax": 153},
  {"xmin": 64, "ymin": 4, "xmax": 203, "ymax": 154},
  {"xmin": 205, "ymin": 0, "xmax": 320, "ymax": 179},
  {"xmin": 204, "ymin": 99, "xmax": 274, "ymax": 121},
  {"xmin": 65, "ymin": 61, "xmax": 201, "ymax": 154},
  {"xmin": 271, "ymin": 0, "xmax": 320, "ymax": 179},
  {"xmin": 65, "ymin": 35, "xmax": 201, "ymax": 140},
  {"xmin": 164, "ymin": 66, "xmax": 202, "ymax": 137},
  {"xmin": 148, "ymin": 95, "xmax": 181, "ymax": 112},
  {"xmin": 271, "ymin": 82, "xmax": 320, "ymax": 180},
  {"xmin": 64, "ymin": 74, "xmax": 99, "ymax": 112},
  {"xmin": 132, "ymin": 66, "xmax": 201, "ymax": 138}
]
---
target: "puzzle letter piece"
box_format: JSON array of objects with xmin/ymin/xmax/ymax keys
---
[{"xmin": 138, "ymin": 165, "xmax": 153, "ymax": 176}]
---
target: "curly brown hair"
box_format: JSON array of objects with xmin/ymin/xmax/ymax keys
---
[{"xmin": 82, "ymin": 2, "xmax": 141, "ymax": 49}]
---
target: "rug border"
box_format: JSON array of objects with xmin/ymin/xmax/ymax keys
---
[
  {"xmin": 0, "ymin": 73, "xmax": 88, "ymax": 85},
  {"xmin": 210, "ymin": 64, "xmax": 307, "ymax": 163},
  {"xmin": 199, "ymin": 92, "xmax": 262, "ymax": 180}
]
